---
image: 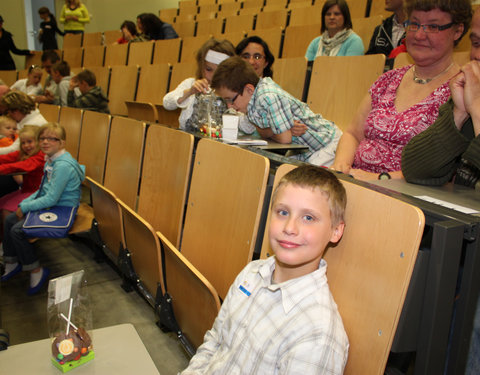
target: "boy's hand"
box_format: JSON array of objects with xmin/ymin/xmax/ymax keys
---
[
  {"xmin": 291, "ymin": 120, "xmax": 307, "ymax": 137},
  {"xmin": 69, "ymin": 78, "xmax": 79, "ymax": 90}
]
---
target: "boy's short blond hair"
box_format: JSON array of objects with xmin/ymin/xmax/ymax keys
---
[
  {"xmin": 272, "ymin": 165, "xmax": 347, "ymax": 226},
  {"xmin": 38, "ymin": 122, "xmax": 66, "ymax": 141}
]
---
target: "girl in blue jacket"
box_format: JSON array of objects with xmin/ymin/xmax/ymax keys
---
[{"xmin": 1, "ymin": 123, "xmax": 85, "ymax": 295}]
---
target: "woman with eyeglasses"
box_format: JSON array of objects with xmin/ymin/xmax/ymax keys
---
[
  {"xmin": 331, "ymin": 0, "xmax": 472, "ymax": 181},
  {"xmin": 305, "ymin": 0, "xmax": 364, "ymax": 62},
  {"xmin": 236, "ymin": 36, "xmax": 275, "ymax": 78}
]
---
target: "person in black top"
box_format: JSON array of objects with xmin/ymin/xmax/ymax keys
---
[
  {"xmin": 365, "ymin": 0, "xmax": 406, "ymax": 68},
  {"xmin": 0, "ymin": 15, "xmax": 32, "ymax": 71},
  {"xmin": 136, "ymin": 13, "xmax": 178, "ymax": 41},
  {"xmin": 38, "ymin": 7, "xmax": 64, "ymax": 50}
]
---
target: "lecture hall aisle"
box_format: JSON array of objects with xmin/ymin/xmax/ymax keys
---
[{"xmin": 0, "ymin": 236, "xmax": 190, "ymax": 374}]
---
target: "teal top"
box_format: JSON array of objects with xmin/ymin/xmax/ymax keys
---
[
  {"xmin": 305, "ymin": 32, "xmax": 364, "ymax": 62},
  {"xmin": 20, "ymin": 151, "xmax": 85, "ymax": 212}
]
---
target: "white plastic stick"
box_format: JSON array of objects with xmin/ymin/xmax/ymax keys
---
[
  {"xmin": 66, "ymin": 298, "xmax": 73, "ymax": 335},
  {"xmin": 60, "ymin": 313, "xmax": 78, "ymax": 331}
]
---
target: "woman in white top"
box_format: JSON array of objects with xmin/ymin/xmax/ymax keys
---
[
  {"xmin": 163, "ymin": 38, "xmax": 252, "ymax": 132},
  {"xmin": 10, "ymin": 65, "xmax": 43, "ymax": 96}
]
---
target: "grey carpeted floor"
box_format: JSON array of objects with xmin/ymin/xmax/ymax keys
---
[{"xmin": 0, "ymin": 236, "xmax": 190, "ymax": 374}]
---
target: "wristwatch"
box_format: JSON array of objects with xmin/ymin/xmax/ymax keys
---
[{"xmin": 378, "ymin": 172, "xmax": 391, "ymax": 180}]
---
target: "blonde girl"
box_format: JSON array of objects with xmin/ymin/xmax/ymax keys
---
[{"xmin": 11, "ymin": 65, "xmax": 43, "ymax": 96}]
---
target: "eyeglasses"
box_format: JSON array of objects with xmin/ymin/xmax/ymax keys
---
[
  {"xmin": 224, "ymin": 93, "xmax": 239, "ymax": 105},
  {"xmin": 39, "ymin": 136, "xmax": 60, "ymax": 142},
  {"xmin": 241, "ymin": 53, "xmax": 265, "ymax": 61},
  {"xmin": 405, "ymin": 20, "xmax": 454, "ymax": 33}
]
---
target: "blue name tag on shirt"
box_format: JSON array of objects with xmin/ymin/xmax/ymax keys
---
[{"xmin": 239, "ymin": 285, "xmax": 251, "ymax": 297}]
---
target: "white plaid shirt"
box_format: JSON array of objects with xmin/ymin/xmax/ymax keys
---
[
  {"xmin": 247, "ymin": 78, "xmax": 340, "ymax": 162},
  {"xmin": 181, "ymin": 256, "xmax": 349, "ymax": 374}
]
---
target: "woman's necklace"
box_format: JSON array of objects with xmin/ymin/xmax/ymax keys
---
[{"xmin": 412, "ymin": 62, "xmax": 454, "ymax": 84}]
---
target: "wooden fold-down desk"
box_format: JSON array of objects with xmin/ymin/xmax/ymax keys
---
[
  {"xmin": 368, "ymin": 179, "xmax": 480, "ymax": 375},
  {"xmin": 0, "ymin": 324, "xmax": 160, "ymax": 374}
]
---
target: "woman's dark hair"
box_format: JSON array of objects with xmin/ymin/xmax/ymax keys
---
[
  {"xmin": 321, "ymin": 0, "xmax": 353, "ymax": 33},
  {"xmin": 120, "ymin": 20, "xmax": 138, "ymax": 37},
  {"xmin": 137, "ymin": 13, "xmax": 165, "ymax": 40},
  {"xmin": 38, "ymin": 7, "xmax": 52, "ymax": 16},
  {"xmin": 235, "ymin": 36, "xmax": 275, "ymax": 78}
]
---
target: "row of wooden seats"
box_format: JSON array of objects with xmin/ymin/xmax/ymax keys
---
[
  {"xmin": 163, "ymin": 0, "xmax": 391, "ymax": 24},
  {"xmin": 39, "ymin": 101, "xmax": 425, "ymax": 373}
]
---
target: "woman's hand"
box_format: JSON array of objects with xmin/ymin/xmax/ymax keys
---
[
  {"xmin": 348, "ymin": 169, "xmax": 380, "ymax": 181},
  {"xmin": 189, "ymin": 78, "xmax": 210, "ymax": 95},
  {"xmin": 16, "ymin": 207, "xmax": 23, "ymax": 220},
  {"xmin": 178, "ymin": 79, "xmax": 209, "ymax": 105},
  {"xmin": 330, "ymin": 161, "xmax": 352, "ymax": 175}
]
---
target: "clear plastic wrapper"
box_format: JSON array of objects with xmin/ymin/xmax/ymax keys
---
[{"xmin": 47, "ymin": 270, "xmax": 94, "ymax": 372}]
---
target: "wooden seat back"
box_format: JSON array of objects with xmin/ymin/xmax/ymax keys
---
[
  {"xmin": 136, "ymin": 64, "xmax": 171, "ymax": 104},
  {"xmin": 169, "ymin": 62, "xmax": 197, "ymax": 91},
  {"xmin": 289, "ymin": 6, "xmax": 323, "ymax": 26},
  {"xmin": 282, "ymin": 24, "xmax": 321, "ymax": 58},
  {"xmin": 153, "ymin": 39, "xmax": 182, "ymax": 64},
  {"xmin": 77, "ymin": 110, "xmax": 111, "ymax": 184},
  {"xmin": 103, "ymin": 116, "xmax": 146, "ymax": 209},
  {"xmin": 83, "ymin": 32, "xmax": 103, "ymax": 46},
  {"xmin": 252, "ymin": 27, "xmax": 283, "ymax": 59},
  {"xmin": 107, "ymin": 65, "xmax": 139, "ymax": 116},
  {"xmin": 38, "ymin": 103, "xmax": 60, "ymax": 123},
  {"xmin": 260, "ymin": 164, "xmax": 425, "ymax": 375},
  {"xmin": 274, "ymin": 57, "xmax": 307, "ymax": 100},
  {"xmin": 62, "ymin": 47, "xmax": 84, "ymax": 68},
  {"xmin": 196, "ymin": 18, "xmax": 224, "ymax": 36},
  {"xmin": 58, "ymin": 106, "xmax": 83, "ymax": 159},
  {"xmin": 352, "ymin": 15, "xmax": 383, "ymax": 53},
  {"xmin": 63, "ymin": 33, "xmax": 83, "ymax": 48},
  {"xmin": 87, "ymin": 176, "xmax": 123, "ymax": 259},
  {"xmin": 127, "ymin": 41, "xmax": 155, "ymax": 66},
  {"xmin": 103, "ymin": 30, "xmax": 122, "ymax": 45},
  {"xmin": 307, "ymin": 54, "xmax": 385, "ymax": 131},
  {"xmin": 255, "ymin": 9, "xmax": 288, "ymax": 30},
  {"xmin": 180, "ymin": 35, "xmax": 214, "ymax": 63},
  {"xmin": 180, "ymin": 139, "xmax": 269, "ymax": 299},
  {"xmin": 174, "ymin": 21, "xmax": 197, "ymax": 38},
  {"xmin": 0, "ymin": 70, "xmax": 17, "ymax": 86},
  {"xmin": 224, "ymin": 14, "xmax": 256, "ymax": 33},
  {"xmin": 82, "ymin": 45, "xmax": 105, "ymax": 67},
  {"xmin": 157, "ymin": 231, "xmax": 221, "ymax": 349},
  {"xmin": 137, "ymin": 125, "xmax": 194, "ymax": 248},
  {"xmin": 104, "ymin": 43, "xmax": 129, "ymax": 67},
  {"xmin": 25, "ymin": 51, "xmax": 43, "ymax": 69},
  {"xmin": 118, "ymin": 199, "xmax": 166, "ymax": 302}
]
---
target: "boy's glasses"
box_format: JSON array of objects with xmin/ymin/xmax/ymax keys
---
[
  {"xmin": 241, "ymin": 53, "xmax": 265, "ymax": 61},
  {"xmin": 404, "ymin": 20, "xmax": 454, "ymax": 33},
  {"xmin": 224, "ymin": 93, "xmax": 239, "ymax": 105},
  {"xmin": 39, "ymin": 136, "xmax": 60, "ymax": 142}
]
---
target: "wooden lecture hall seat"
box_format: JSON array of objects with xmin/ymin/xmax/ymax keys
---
[
  {"xmin": 260, "ymin": 164, "xmax": 425, "ymax": 375},
  {"xmin": 307, "ymin": 54, "xmax": 386, "ymax": 131}
]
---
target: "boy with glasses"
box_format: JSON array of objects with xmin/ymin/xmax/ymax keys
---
[{"xmin": 212, "ymin": 56, "xmax": 342, "ymax": 167}]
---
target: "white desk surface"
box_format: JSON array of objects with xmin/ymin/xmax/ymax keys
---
[
  {"xmin": 0, "ymin": 323, "xmax": 160, "ymax": 374},
  {"xmin": 368, "ymin": 179, "xmax": 480, "ymax": 216}
]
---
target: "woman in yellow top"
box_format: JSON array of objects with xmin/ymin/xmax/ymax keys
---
[{"xmin": 59, "ymin": 0, "xmax": 90, "ymax": 35}]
